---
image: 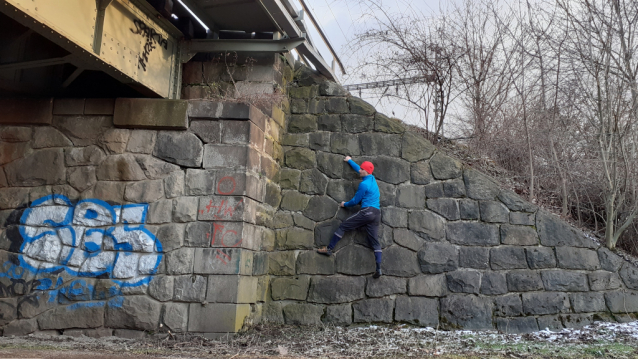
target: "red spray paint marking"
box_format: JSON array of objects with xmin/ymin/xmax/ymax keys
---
[{"xmin": 217, "ymin": 176, "xmax": 237, "ymax": 195}]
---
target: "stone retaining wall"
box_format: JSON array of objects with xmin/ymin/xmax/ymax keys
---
[
  {"xmin": 0, "ymin": 96, "xmax": 283, "ymax": 337},
  {"xmin": 261, "ymin": 65, "xmax": 638, "ymax": 333}
]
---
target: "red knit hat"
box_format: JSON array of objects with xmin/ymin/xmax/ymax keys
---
[{"xmin": 360, "ymin": 161, "xmax": 374, "ymax": 174}]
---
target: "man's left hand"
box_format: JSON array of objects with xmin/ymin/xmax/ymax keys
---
[{"xmin": 340, "ymin": 201, "xmax": 345, "ymax": 208}]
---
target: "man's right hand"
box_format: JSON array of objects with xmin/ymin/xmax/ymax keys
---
[{"xmin": 344, "ymin": 156, "xmax": 351, "ymax": 162}]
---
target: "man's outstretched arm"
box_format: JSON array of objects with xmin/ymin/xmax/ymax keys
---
[{"xmin": 344, "ymin": 156, "xmax": 360, "ymax": 173}]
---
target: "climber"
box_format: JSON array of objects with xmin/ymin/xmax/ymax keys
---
[{"xmin": 317, "ymin": 156, "xmax": 382, "ymax": 278}]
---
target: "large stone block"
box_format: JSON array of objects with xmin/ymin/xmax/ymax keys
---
[
  {"xmin": 197, "ymin": 196, "xmax": 245, "ymax": 221},
  {"xmin": 430, "ymin": 153, "xmax": 462, "ymax": 180},
  {"xmin": 541, "ymin": 270, "xmax": 589, "ymax": 292},
  {"xmin": 382, "ymin": 245, "xmax": 421, "ymax": 277},
  {"xmin": 39, "ymin": 305, "xmax": 105, "ymax": 330},
  {"xmin": 394, "ymin": 296, "xmax": 438, "ymax": 326},
  {"xmin": 173, "ymin": 275, "xmax": 207, "ymax": 302},
  {"xmin": 163, "ymin": 303, "xmax": 188, "ymax": 333},
  {"xmin": 65, "ymin": 145, "xmax": 106, "ymax": 166},
  {"xmin": 349, "ymin": 97, "xmax": 376, "ymax": 115},
  {"xmin": 153, "ymin": 131, "xmax": 203, "ymax": 167},
  {"xmin": 187, "ymin": 303, "xmax": 251, "ymax": 333},
  {"xmin": 303, "ymin": 196, "xmax": 339, "ymax": 221},
  {"xmin": 510, "ymin": 212, "xmax": 535, "ymax": 226},
  {"xmin": 374, "ymin": 112, "xmax": 405, "ymax": 134},
  {"xmin": 277, "ymin": 227, "xmax": 314, "ymax": 249},
  {"xmin": 447, "ymin": 271, "xmax": 481, "ymax": 294},
  {"xmin": 570, "ymin": 292, "xmax": 606, "ymax": 313},
  {"xmin": 296, "ymin": 251, "xmax": 335, "ymax": 275},
  {"xmin": 605, "ymin": 290, "xmax": 638, "ymax": 313},
  {"xmin": 105, "ymin": 296, "xmax": 161, "ymax": 330},
  {"xmin": 536, "ymin": 211, "xmax": 596, "ymax": 248},
  {"xmin": 463, "ymin": 168, "xmax": 500, "ymax": 200},
  {"xmin": 620, "ymin": 263, "xmax": 638, "ymax": 290},
  {"xmin": 271, "ymin": 276, "xmax": 310, "ymax": 300},
  {"xmin": 393, "ymin": 228, "xmax": 423, "ymax": 251},
  {"xmin": 411, "ymin": 161, "xmax": 433, "ymax": 185},
  {"xmin": 203, "ymin": 145, "xmax": 252, "ymax": 169},
  {"xmin": 480, "ymin": 201, "xmax": 510, "ymax": 223},
  {"xmin": 500, "ymin": 224, "xmax": 538, "ymax": 245},
  {"xmin": 447, "ymin": 222, "xmax": 499, "ymax": 246},
  {"xmin": 185, "ymin": 169, "xmax": 216, "ymax": 196},
  {"xmin": 309, "ymin": 131, "xmax": 330, "ymax": 151},
  {"xmin": 494, "ymin": 294, "xmax": 522, "ymax": 316},
  {"xmin": 149, "ymin": 275, "xmax": 174, "ymax": 302},
  {"xmin": 33, "ymin": 127, "xmax": 72, "ymax": 148},
  {"xmin": 318, "ymin": 114, "xmax": 341, "ymax": 131},
  {"xmin": 359, "ymin": 133, "xmax": 401, "ymax": 156},
  {"xmin": 353, "ymin": 298, "xmax": 394, "ymax": 323},
  {"xmin": 308, "ymin": 276, "xmax": 366, "ymax": 303},
  {"xmin": 598, "ymin": 247, "xmax": 625, "ymax": 272},
  {"xmin": 336, "ymin": 245, "xmax": 376, "ymax": 275},
  {"xmin": 0, "ymin": 98, "xmax": 52, "ymax": 125},
  {"xmin": 124, "ymin": 180, "xmax": 164, "ymax": 202},
  {"xmin": 325, "ymin": 97, "xmax": 348, "ymax": 113},
  {"xmin": 537, "ymin": 315, "xmax": 564, "ymax": 331},
  {"xmin": 268, "ymin": 251, "xmax": 296, "ymax": 275},
  {"xmin": 401, "ymin": 132, "xmax": 435, "ymax": 162},
  {"xmin": 440, "ymin": 295, "xmax": 493, "ymax": 330},
  {"xmin": 408, "ymin": 274, "xmax": 448, "ymax": 297},
  {"xmin": 317, "ymin": 152, "xmax": 344, "ymax": 179},
  {"xmin": 320, "ymin": 81, "xmax": 349, "ymax": 96},
  {"xmin": 562, "ymin": 313, "xmax": 593, "ymax": 329},
  {"xmin": 166, "ymin": 248, "xmax": 195, "ymax": 274},
  {"xmin": 330, "ymin": 133, "xmax": 360, "ymax": 156},
  {"xmin": 588, "ymin": 271, "xmax": 623, "ymax": 291},
  {"xmin": 525, "ymin": 247, "xmax": 556, "ymax": 269},
  {"xmin": 522, "ymin": 292, "xmax": 570, "ymax": 315},
  {"xmin": 280, "ymin": 190, "xmax": 310, "ymax": 211},
  {"xmin": 323, "ymin": 304, "xmax": 352, "ymax": 325},
  {"xmin": 288, "ymin": 114, "xmax": 318, "ymax": 133},
  {"xmin": 114, "ymin": 98, "xmax": 188, "ymax": 128},
  {"xmin": 382, "ymin": 207, "xmax": 408, "ymax": 228},
  {"xmin": 366, "ymin": 276, "xmax": 406, "ymax": 297},
  {"xmin": 426, "ymin": 198, "xmax": 459, "ymax": 220},
  {"xmin": 443, "ymin": 179, "xmax": 466, "ymax": 198},
  {"xmin": 459, "ymin": 246, "xmax": 490, "ymax": 269},
  {"xmin": 54, "ymin": 115, "xmax": 112, "ymax": 146},
  {"xmin": 299, "ymin": 169, "xmax": 328, "ymax": 195},
  {"xmin": 3, "ymin": 318, "xmax": 38, "ymax": 336},
  {"xmin": 556, "ymin": 247, "xmax": 600, "ymax": 270},
  {"xmin": 283, "ymin": 303, "xmax": 324, "ymax": 325},
  {"xmin": 369, "ymin": 156, "xmax": 410, "ymax": 184},
  {"xmin": 395, "ymin": 185, "xmax": 425, "ymax": 209},
  {"xmin": 342, "ymin": 114, "xmax": 374, "ymax": 133},
  {"xmin": 284, "ymin": 147, "xmax": 316, "ymax": 170},
  {"xmin": 418, "ymin": 242, "xmax": 458, "ymax": 274},
  {"xmin": 96, "ymin": 153, "xmax": 147, "ymax": 181},
  {"xmin": 409, "ymin": 210, "xmax": 446, "ymax": 241},
  {"xmin": 496, "ymin": 317, "xmax": 539, "ymax": 334},
  {"xmin": 459, "ymin": 199, "xmax": 480, "ymax": 220},
  {"xmin": 506, "ymin": 270, "xmax": 543, "ymax": 292},
  {"xmin": 490, "ymin": 247, "xmax": 527, "ymax": 270},
  {"xmin": 0, "ymin": 126, "xmax": 32, "ymax": 142},
  {"xmin": 498, "ymin": 190, "xmax": 537, "ymax": 212},
  {"xmin": 5, "ymin": 149, "xmax": 66, "ymax": 186},
  {"xmin": 193, "ymin": 248, "xmax": 252, "ymax": 275}
]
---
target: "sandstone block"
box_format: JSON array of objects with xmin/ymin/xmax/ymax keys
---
[
  {"xmin": 588, "ymin": 271, "xmax": 623, "ymax": 291},
  {"xmin": 68, "ymin": 166, "xmax": 97, "ymax": 192},
  {"xmin": 605, "ymin": 290, "xmax": 638, "ymax": 313},
  {"xmin": 336, "ymin": 245, "xmax": 376, "ymax": 275},
  {"xmin": 284, "ymin": 147, "xmax": 316, "ymax": 170},
  {"xmin": 0, "ymin": 98, "xmax": 52, "ymax": 125},
  {"xmin": 296, "ymin": 251, "xmax": 335, "ymax": 275},
  {"xmin": 271, "ymin": 276, "xmax": 310, "ymax": 301},
  {"xmin": 269, "ymin": 251, "xmax": 296, "ymax": 275},
  {"xmin": 309, "ymin": 131, "xmax": 330, "ymax": 151},
  {"xmin": 359, "ymin": 133, "xmax": 401, "ymax": 156},
  {"xmin": 370, "ymin": 156, "xmax": 410, "ymax": 184},
  {"xmin": 537, "ymin": 315, "xmax": 564, "ymax": 331},
  {"xmin": 393, "ymin": 228, "xmax": 423, "ymax": 251},
  {"xmin": 187, "ymin": 303, "xmax": 251, "ymax": 333},
  {"xmin": 541, "ymin": 270, "xmax": 589, "ymax": 291},
  {"xmin": 173, "ymin": 275, "xmax": 207, "ymax": 302},
  {"xmin": 498, "ymin": 190, "xmax": 537, "ymax": 212},
  {"xmin": 39, "ymin": 305, "xmax": 104, "ymax": 330},
  {"xmin": 571, "ymin": 292, "xmax": 606, "ymax": 313},
  {"xmin": 193, "ymin": 248, "xmax": 252, "ymax": 275},
  {"xmin": 318, "ymin": 114, "xmax": 341, "ymax": 131},
  {"xmin": 163, "ymin": 303, "xmax": 188, "ymax": 332},
  {"xmin": 114, "ymin": 98, "xmax": 188, "ymax": 128},
  {"xmin": 382, "ymin": 207, "xmax": 408, "ymax": 228},
  {"xmin": 320, "ymin": 81, "xmax": 349, "ymax": 96},
  {"xmin": 443, "ymin": 179, "xmax": 466, "ymax": 198},
  {"xmin": 124, "ymin": 180, "xmax": 164, "ymax": 203},
  {"xmin": 342, "ymin": 114, "xmax": 374, "ymax": 133},
  {"xmin": 96, "ymin": 153, "xmax": 147, "ymax": 181},
  {"xmin": 65, "ymin": 145, "xmax": 106, "ymax": 166},
  {"xmin": 537, "ymin": 211, "xmax": 596, "ymax": 248},
  {"xmin": 5, "ymin": 149, "xmax": 66, "ymax": 186},
  {"xmin": 303, "ymin": 196, "xmax": 339, "ymax": 221},
  {"xmin": 598, "ymin": 247, "xmax": 625, "ymax": 272},
  {"xmin": 283, "ymin": 303, "xmax": 324, "ymax": 325},
  {"xmin": 166, "ymin": 248, "xmax": 195, "ymax": 274},
  {"xmin": 374, "ymin": 112, "xmax": 405, "ymax": 133},
  {"xmin": 396, "ymin": 185, "xmax": 426, "ymax": 209},
  {"xmin": 299, "ymin": 168, "xmax": 328, "ymax": 195},
  {"xmin": 33, "ymin": 127, "xmax": 72, "ymax": 148},
  {"xmin": 510, "ymin": 212, "xmax": 535, "ymax": 226},
  {"xmin": 325, "ymin": 97, "xmax": 348, "ymax": 113},
  {"xmin": 308, "ymin": 276, "xmax": 366, "ymax": 303},
  {"xmin": 153, "ymin": 131, "xmax": 203, "ymax": 167},
  {"xmin": 330, "ymin": 133, "xmax": 360, "ymax": 156},
  {"xmin": 149, "ymin": 275, "xmax": 174, "ymax": 302},
  {"xmin": 459, "ymin": 199, "xmax": 480, "ymax": 220},
  {"xmin": 366, "ymin": 276, "xmax": 406, "ymax": 297},
  {"xmin": 381, "ymin": 245, "xmax": 420, "ymax": 277},
  {"xmin": 288, "ymin": 114, "xmax": 318, "ymax": 133},
  {"xmin": 323, "ymin": 304, "xmax": 352, "ymax": 325}
]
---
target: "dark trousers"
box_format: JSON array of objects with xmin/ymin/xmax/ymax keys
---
[{"xmin": 329, "ymin": 207, "xmax": 382, "ymax": 261}]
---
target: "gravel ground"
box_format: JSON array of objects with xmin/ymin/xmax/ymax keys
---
[{"xmin": 2, "ymin": 321, "xmax": 638, "ymax": 358}]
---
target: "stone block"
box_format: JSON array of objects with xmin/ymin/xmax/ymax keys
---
[
  {"xmin": 53, "ymin": 115, "xmax": 112, "ymax": 146},
  {"xmin": 193, "ymin": 248, "xmax": 252, "ymax": 275},
  {"xmin": 498, "ymin": 190, "xmax": 537, "ymax": 212},
  {"xmin": 537, "ymin": 315, "xmax": 564, "ymax": 331},
  {"xmin": 620, "ymin": 263, "xmax": 638, "ymax": 290},
  {"xmin": 411, "ymin": 161, "xmax": 433, "ymax": 185},
  {"xmin": 393, "ymin": 228, "xmax": 423, "ymax": 251},
  {"xmin": 363, "ymin": 276, "xmax": 406, "ymax": 297},
  {"xmin": 507, "ymin": 270, "xmax": 543, "ymax": 291},
  {"xmin": 500, "ymin": 225, "xmax": 538, "ymax": 245},
  {"xmin": 278, "ymin": 227, "xmax": 314, "ymax": 249},
  {"xmin": 323, "ymin": 304, "xmax": 352, "ymax": 325},
  {"xmin": 273, "ymin": 212, "xmax": 294, "ymax": 229},
  {"xmin": 325, "ymin": 97, "xmax": 348, "ymax": 113},
  {"xmin": 496, "ymin": 317, "xmax": 539, "ymax": 334},
  {"xmin": 401, "ymin": 132, "xmax": 435, "ymax": 162},
  {"xmin": 463, "ymin": 168, "xmax": 500, "ymax": 200},
  {"xmin": 443, "ymin": 179, "xmax": 466, "ymax": 198},
  {"xmin": 330, "ymin": 133, "xmax": 360, "ymax": 156},
  {"xmin": 426, "ymin": 198, "xmax": 459, "ymax": 220},
  {"xmin": 0, "ymin": 142, "xmax": 28, "ymax": 167},
  {"xmin": 598, "ymin": 247, "xmax": 625, "ymax": 272},
  {"xmin": 33, "ymin": 127, "xmax": 72, "ymax": 148},
  {"xmin": 153, "ymin": 131, "xmax": 203, "ymax": 167},
  {"xmin": 418, "ymin": 242, "xmax": 458, "ymax": 274},
  {"xmin": 360, "ymin": 133, "xmax": 401, "ymax": 156},
  {"xmin": 525, "ymin": 247, "xmax": 556, "ymax": 269},
  {"xmin": 348, "ymin": 97, "xmax": 376, "ymax": 115},
  {"xmin": 480, "ymin": 201, "xmax": 510, "ymax": 223},
  {"xmin": 382, "ymin": 245, "xmax": 421, "ymax": 277},
  {"xmin": 522, "ymin": 292, "xmax": 570, "ymax": 315},
  {"xmin": 490, "ymin": 247, "xmax": 527, "ymax": 270},
  {"xmin": 494, "ymin": 294, "xmax": 522, "ymax": 316},
  {"xmin": 293, "ymin": 213, "xmax": 315, "ymax": 230},
  {"xmin": 440, "ymin": 295, "xmax": 493, "ymax": 330},
  {"xmin": 147, "ymin": 199, "xmax": 173, "ymax": 224},
  {"xmin": 561, "ymin": 313, "xmax": 593, "ymax": 329},
  {"xmin": 284, "ymin": 147, "xmax": 316, "ymax": 170},
  {"xmin": 203, "ymin": 144, "xmax": 251, "ymax": 169},
  {"xmin": 447, "ymin": 222, "xmax": 499, "ymax": 246},
  {"xmin": 571, "ymin": 292, "xmax": 606, "ymax": 313},
  {"xmin": 68, "ymin": 166, "xmax": 97, "ymax": 192},
  {"xmin": 382, "ymin": 207, "xmax": 408, "ymax": 228},
  {"xmin": 114, "ymin": 98, "xmax": 188, "ymax": 128},
  {"xmin": 173, "ymin": 275, "xmax": 207, "ymax": 302},
  {"xmin": 459, "ymin": 199, "xmax": 480, "ymax": 220},
  {"xmin": 271, "ymin": 276, "xmax": 310, "ymax": 301},
  {"xmin": 156, "ymin": 223, "xmax": 185, "ymax": 252},
  {"xmin": 316, "ymin": 152, "xmax": 344, "ymax": 179},
  {"xmin": 185, "ymin": 169, "xmax": 215, "ymax": 196},
  {"xmin": 149, "ymin": 275, "xmax": 174, "ymax": 302},
  {"xmin": 556, "ymin": 247, "xmax": 600, "ymax": 270},
  {"xmin": 320, "ymin": 81, "xmax": 348, "ymax": 96},
  {"xmin": 288, "ymin": 114, "xmax": 318, "ymax": 133},
  {"xmin": 510, "ymin": 212, "xmax": 535, "ymax": 226},
  {"xmin": 5, "ymin": 149, "xmax": 66, "ymax": 186},
  {"xmin": 124, "ymin": 180, "xmax": 164, "ymax": 202},
  {"xmin": 166, "ymin": 248, "xmax": 195, "ymax": 274},
  {"xmin": 408, "ymin": 274, "xmax": 448, "ymax": 297},
  {"xmin": 105, "ymin": 296, "xmax": 161, "ymax": 330},
  {"xmin": 353, "ymin": 298, "xmax": 394, "ymax": 323},
  {"xmin": 378, "ymin": 181, "xmax": 397, "ymax": 207},
  {"xmin": 188, "ymin": 303, "xmax": 251, "ymax": 333},
  {"xmin": 303, "ymin": 196, "xmax": 339, "ymax": 221},
  {"xmin": 459, "ymin": 246, "xmax": 490, "ymax": 269},
  {"xmin": 605, "ymin": 290, "xmax": 638, "ymax": 313},
  {"xmin": 39, "ymin": 305, "xmax": 104, "ymax": 330},
  {"xmin": 269, "ymin": 251, "xmax": 296, "ymax": 275},
  {"xmin": 0, "ymin": 126, "xmax": 31, "ymax": 144},
  {"xmin": 447, "ymin": 271, "xmax": 481, "ymax": 294},
  {"xmin": 53, "ymin": 98, "xmax": 84, "ymax": 115},
  {"xmin": 588, "ymin": 271, "xmax": 623, "ymax": 291},
  {"xmin": 336, "ymin": 245, "xmax": 376, "ymax": 275},
  {"xmin": 430, "ymin": 153, "xmax": 462, "ymax": 180},
  {"xmin": 207, "ymin": 275, "xmax": 258, "ymax": 303},
  {"xmin": 308, "ymin": 276, "xmax": 366, "ymax": 303},
  {"xmin": 396, "ymin": 185, "xmax": 426, "ymax": 209},
  {"xmin": 409, "ymin": 210, "xmax": 446, "ymax": 241},
  {"xmin": 162, "ymin": 303, "xmax": 188, "ymax": 332},
  {"xmin": 65, "ymin": 145, "xmax": 106, "ymax": 166},
  {"xmin": 342, "ymin": 114, "xmax": 374, "ymax": 133},
  {"xmin": 261, "ymin": 301, "xmax": 284, "ymax": 324},
  {"xmin": 369, "ymin": 156, "xmax": 410, "ymax": 184},
  {"xmin": 126, "ymin": 130, "xmax": 157, "ymax": 153},
  {"xmin": 374, "ymin": 112, "xmax": 405, "ymax": 133},
  {"xmin": 282, "ymin": 133, "xmax": 309, "ymax": 147},
  {"xmin": 299, "ymin": 168, "xmax": 328, "ymax": 195},
  {"xmin": 536, "ymin": 211, "xmax": 596, "ymax": 248},
  {"xmin": 197, "ymin": 196, "xmax": 245, "ymax": 221},
  {"xmin": 296, "ymin": 251, "xmax": 335, "ymax": 275},
  {"xmin": 392, "ymin": 297, "xmax": 437, "ymax": 327},
  {"xmin": 283, "ymin": 303, "xmax": 324, "ymax": 325},
  {"xmin": 95, "ymin": 153, "xmax": 146, "ymax": 181},
  {"xmin": 0, "ymin": 98, "xmax": 53, "ymax": 125},
  {"xmin": 173, "ymin": 197, "xmax": 199, "ymax": 222},
  {"xmin": 541, "ymin": 270, "xmax": 589, "ymax": 291},
  {"xmin": 309, "ymin": 131, "xmax": 330, "ymax": 151},
  {"xmin": 98, "ymin": 128, "xmax": 130, "ymax": 154},
  {"xmin": 318, "ymin": 114, "xmax": 341, "ymax": 131}
]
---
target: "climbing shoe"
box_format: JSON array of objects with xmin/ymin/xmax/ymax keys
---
[
  {"xmin": 373, "ymin": 269, "xmax": 382, "ymax": 279},
  {"xmin": 317, "ymin": 247, "xmax": 333, "ymax": 256}
]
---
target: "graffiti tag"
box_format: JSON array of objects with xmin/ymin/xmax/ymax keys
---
[{"xmin": 130, "ymin": 19, "xmax": 168, "ymax": 71}]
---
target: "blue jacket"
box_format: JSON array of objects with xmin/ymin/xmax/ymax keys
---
[{"xmin": 344, "ymin": 160, "xmax": 380, "ymax": 209}]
